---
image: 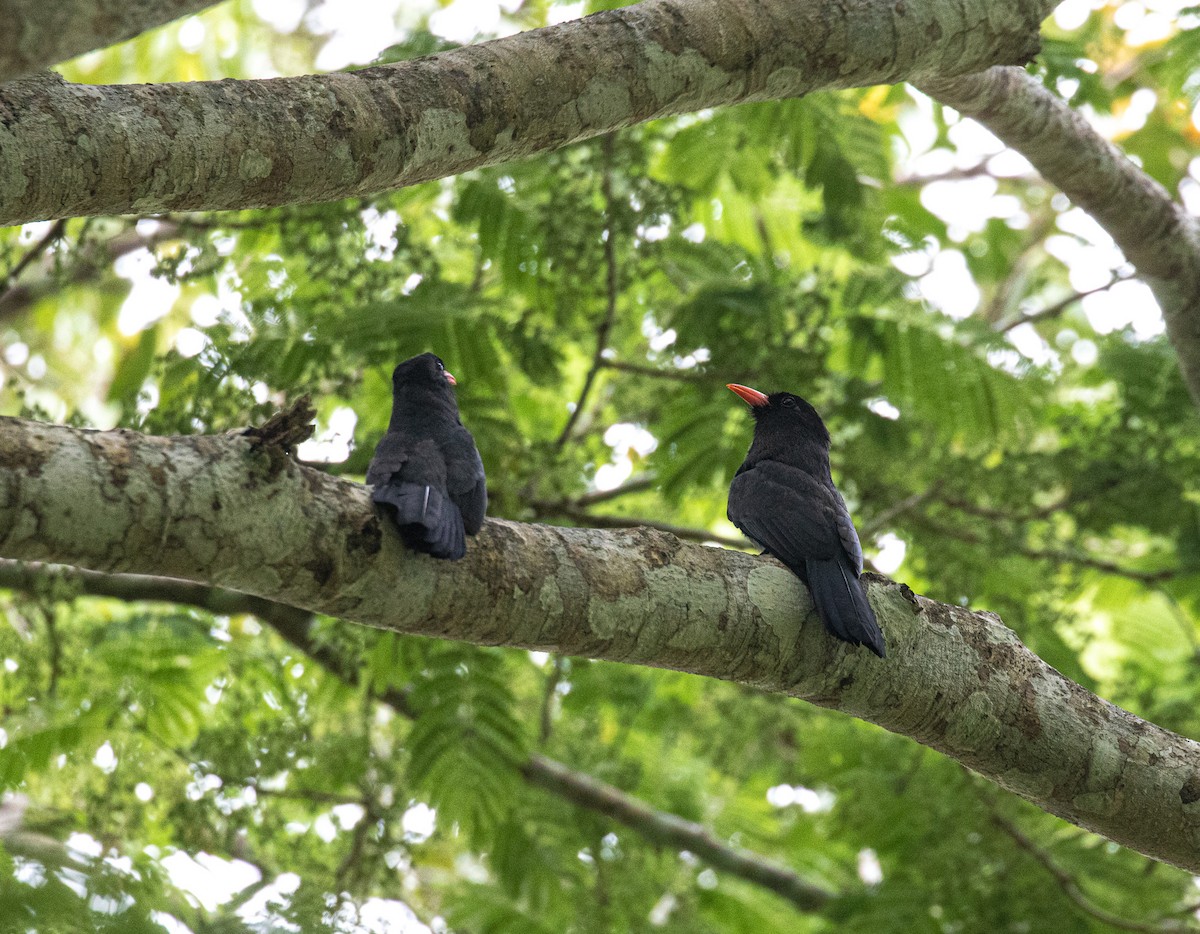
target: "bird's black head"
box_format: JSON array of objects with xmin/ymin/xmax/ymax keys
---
[
  {"xmin": 392, "ymin": 352, "xmax": 457, "ymax": 391},
  {"xmin": 728, "ymin": 383, "xmax": 831, "ymax": 448}
]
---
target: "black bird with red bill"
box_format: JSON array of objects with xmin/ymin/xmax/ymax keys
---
[
  {"xmin": 726, "ymin": 383, "xmax": 885, "ymax": 657},
  {"xmin": 367, "ymin": 353, "xmax": 487, "ymax": 560}
]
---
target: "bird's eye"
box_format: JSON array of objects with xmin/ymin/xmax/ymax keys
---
[
  {"xmin": 781, "ymin": 397, "xmax": 795, "ymax": 408},
  {"xmin": 436, "ymin": 360, "xmax": 444, "ymax": 371}
]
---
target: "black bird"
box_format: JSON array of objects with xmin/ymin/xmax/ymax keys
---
[
  {"xmin": 726, "ymin": 383, "xmax": 885, "ymax": 657},
  {"xmin": 367, "ymin": 353, "xmax": 487, "ymax": 560}
]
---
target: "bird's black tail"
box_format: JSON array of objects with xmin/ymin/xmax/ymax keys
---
[
  {"xmin": 805, "ymin": 557, "xmax": 885, "ymax": 657},
  {"xmin": 372, "ymin": 482, "xmax": 466, "ymax": 560}
]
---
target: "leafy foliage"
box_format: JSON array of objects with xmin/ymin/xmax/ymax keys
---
[{"xmin": 1, "ymin": 0, "xmax": 1199, "ymax": 930}]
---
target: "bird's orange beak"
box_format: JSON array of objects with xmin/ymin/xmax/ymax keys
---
[
  {"xmin": 727, "ymin": 383, "xmax": 769, "ymax": 408},
  {"xmin": 444, "ymin": 371, "xmax": 457, "ymax": 386}
]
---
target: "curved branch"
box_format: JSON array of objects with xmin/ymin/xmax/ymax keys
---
[
  {"xmin": 1, "ymin": 415, "xmax": 1199, "ymax": 872},
  {"xmin": 0, "ymin": 0, "xmax": 224, "ymax": 82},
  {"xmin": 918, "ymin": 67, "xmax": 1200, "ymax": 408},
  {"xmin": 0, "ymin": 0, "xmax": 1054, "ymax": 226},
  {"xmin": 0, "ymin": 557, "xmax": 838, "ymax": 913}
]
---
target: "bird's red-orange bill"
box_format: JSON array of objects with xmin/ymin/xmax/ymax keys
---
[
  {"xmin": 727, "ymin": 383, "xmax": 769, "ymax": 407},
  {"xmin": 444, "ymin": 371, "xmax": 457, "ymax": 386}
]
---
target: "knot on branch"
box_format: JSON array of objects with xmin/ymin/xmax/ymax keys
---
[{"xmin": 237, "ymin": 395, "xmax": 316, "ymax": 454}]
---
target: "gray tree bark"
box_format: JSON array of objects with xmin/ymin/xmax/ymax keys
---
[
  {"xmin": 1, "ymin": 414, "xmax": 1198, "ymax": 872},
  {"xmin": 0, "ymin": 0, "xmax": 1055, "ymax": 226},
  {"xmin": 919, "ymin": 66, "xmax": 1200, "ymax": 409},
  {"xmin": 0, "ymin": 0, "xmax": 224, "ymax": 83}
]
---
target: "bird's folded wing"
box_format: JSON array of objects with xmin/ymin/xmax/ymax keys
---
[
  {"xmin": 443, "ymin": 426, "xmax": 488, "ymax": 534},
  {"xmin": 728, "ymin": 460, "xmax": 865, "ymax": 570},
  {"xmin": 365, "ymin": 432, "xmax": 412, "ymax": 486}
]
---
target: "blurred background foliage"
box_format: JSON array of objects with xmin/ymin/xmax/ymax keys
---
[{"xmin": 1, "ymin": 0, "xmax": 1200, "ymax": 930}]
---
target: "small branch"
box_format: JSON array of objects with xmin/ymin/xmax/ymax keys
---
[
  {"xmin": 0, "ymin": 219, "xmax": 66, "ymax": 293},
  {"xmin": 995, "ymin": 281, "xmax": 1122, "ymax": 334},
  {"xmin": 598, "ymin": 359, "xmax": 714, "ymax": 383},
  {"xmin": 990, "ymin": 812, "xmax": 1182, "ymax": 934},
  {"xmin": 860, "ymin": 488, "xmax": 936, "ymax": 539},
  {"xmin": 556, "ymin": 135, "xmax": 620, "ymax": 449},
  {"xmin": 919, "ymin": 67, "xmax": 1200, "ymax": 409},
  {"xmin": 574, "ymin": 474, "xmax": 657, "ymax": 507},
  {"xmin": 522, "ymin": 755, "xmax": 834, "ymax": 912},
  {"xmin": 539, "ymin": 656, "xmax": 565, "ymax": 745},
  {"xmin": 912, "ymin": 516, "xmax": 1179, "ymax": 584}
]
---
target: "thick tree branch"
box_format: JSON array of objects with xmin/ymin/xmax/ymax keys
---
[
  {"xmin": 2, "ymin": 415, "xmax": 1199, "ymax": 871},
  {"xmin": 918, "ymin": 66, "xmax": 1200, "ymax": 408},
  {"xmin": 0, "ymin": 556, "xmax": 838, "ymax": 913},
  {"xmin": 0, "ymin": 0, "xmax": 1054, "ymax": 226},
  {"xmin": 0, "ymin": 0, "xmax": 225, "ymax": 83}
]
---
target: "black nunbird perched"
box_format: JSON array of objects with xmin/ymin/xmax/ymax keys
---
[
  {"xmin": 726, "ymin": 384, "xmax": 885, "ymax": 658},
  {"xmin": 367, "ymin": 353, "xmax": 487, "ymax": 560}
]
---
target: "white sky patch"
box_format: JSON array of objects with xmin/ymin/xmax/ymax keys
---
[
  {"xmin": 115, "ymin": 248, "xmax": 180, "ymax": 337},
  {"xmin": 4, "ymin": 343, "xmax": 28, "ymax": 366},
  {"xmin": 237, "ymin": 871, "xmax": 301, "ymax": 923},
  {"xmin": 93, "ymin": 741, "xmax": 117, "ymax": 774},
  {"xmin": 987, "ymin": 148, "xmax": 1035, "ymax": 178},
  {"xmin": 163, "ymin": 851, "xmax": 262, "ymax": 913},
  {"xmin": 1071, "ymin": 338, "xmax": 1099, "ymax": 366},
  {"xmin": 313, "ymin": 813, "xmax": 338, "ymax": 842},
  {"xmin": 311, "ymin": 0, "xmax": 405, "ymax": 69},
  {"xmin": 1082, "ymin": 279, "xmax": 1164, "ymax": 338},
  {"xmin": 401, "ymin": 803, "xmax": 436, "ymax": 842},
  {"xmin": 178, "ymin": 17, "xmax": 207, "ymax": 52},
  {"xmin": 866, "ymin": 398, "xmax": 900, "ymax": 420},
  {"xmin": 649, "ymin": 328, "xmax": 678, "ymax": 352},
  {"xmin": 135, "ymin": 782, "xmax": 155, "ymax": 802},
  {"xmin": 648, "ymin": 892, "xmax": 677, "ymax": 927},
  {"xmin": 67, "ymin": 832, "xmax": 105, "ymax": 860},
  {"xmin": 766, "ymin": 784, "xmax": 836, "ymax": 813},
  {"xmin": 548, "ymin": 1, "xmax": 585, "ymax": 24},
  {"xmin": 857, "ymin": 848, "xmax": 884, "ymax": 886},
  {"xmin": 604, "ymin": 422, "xmax": 658, "ymax": 457},
  {"xmin": 872, "ymin": 533, "xmax": 907, "ymax": 575},
  {"xmin": 1054, "ymin": 0, "xmax": 1099, "ymax": 30},
  {"xmin": 252, "ymin": 0, "xmax": 307, "ymax": 33},
  {"xmin": 1181, "ymin": 176, "xmax": 1200, "ymax": 216},
  {"xmin": 296, "ymin": 406, "xmax": 358, "ymax": 464},
  {"xmin": 1006, "ymin": 323, "xmax": 1059, "ymax": 366},
  {"xmin": 920, "ymin": 177, "xmax": 999, "ymax": 235},
  {"xmin": 919, "ymin": 250, "xmax": 980, "ymax": 319},
  {"xmin": 175, "ymin": 328, "xmax": 207, "ymax": 358},
  {"xmin": 358, "ymin": 898, "xmax": 433, "ymax": 933},
  {"xmin": 362, "ymin": 208, "xmax": 400, "ymax": 262},
  {"xmin": 430, "ymin": 0, "xmax": 520, "ymax": 43},
  {"xmin": 681, "ymin": 222, "xmax": 706, "ymax": 243}
]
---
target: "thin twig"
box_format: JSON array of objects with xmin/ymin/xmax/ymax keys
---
[
  {"xmin": 912, "ymin": 516, "xmax": 1179, "ymax": 584},
  {"xmin": 995, "ymin": 280, "xmax": 1123, "ymax": 334},
  {"xmin": 574, "ymin": 474, "xmax": 657, "ymax": 507},
  {"xmin": 598, "ymin": 359, "xmax": 714, "ymax": 383},
  {"xmin": 556, "ymin": 134, "xmax": 620, "ymax": 449},
  {"xmin": 990, "ymin": 811, "xmax": 1183, "ymax": 933},
  {"xmin": 1, "ymin": 219, "xmax": 66, "ymax": 289}
]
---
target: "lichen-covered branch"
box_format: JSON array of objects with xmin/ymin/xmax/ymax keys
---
[
  {"xmin": 0, "ymin": 0, "xmax": 1056, "ymax": 226},
  {"xmin": 0, "ymin": 0, "xmax": 224, "ymax": 83},
  {"xmin": 0, "ymin": 557, "xmax": 838, "ymax": 913},
  {"xmin": 1, "ymin": 415, "xmax": 1199, "ymax": 871},
  {"xmin": 918, "ymin": 66, "xmax": 1200, "ymax": 408}
]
